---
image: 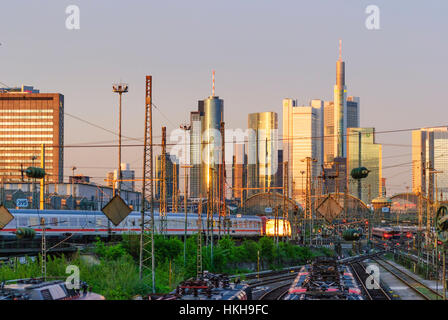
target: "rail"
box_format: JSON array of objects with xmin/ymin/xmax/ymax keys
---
[{"xmin": 373, "ymin": 257, "xmax": 444, "ymax": 300}]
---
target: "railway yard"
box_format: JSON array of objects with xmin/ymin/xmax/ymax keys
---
[{"xmin": 244, "ymin": 245, "xmax": 448, "ymax": 301}]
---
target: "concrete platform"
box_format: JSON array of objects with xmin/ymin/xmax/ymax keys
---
[
  {"xmin": 364, "ymin": 259, "xmax": 423, "ymax": 300},
  {"xmin": 386, "ymin": 259, "xmax": 447, "ymax": 299}
]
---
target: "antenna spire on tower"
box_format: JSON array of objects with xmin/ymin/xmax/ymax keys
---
[
  {"xmin": 339, "ymin": 39, "xmax": 342, "ymax": 61},
  {"xmin": 212, "ymin": 70, "xmax": 215, "ymax": 96}
]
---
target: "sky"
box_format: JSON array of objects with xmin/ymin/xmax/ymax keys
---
[{"xmin": 0, "ymin": 0, "xmax": 447, "ymax": 195}]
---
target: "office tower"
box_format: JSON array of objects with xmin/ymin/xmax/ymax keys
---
[
  {"xmin": 346, "ymin": 96, "xmax": 360, "ymax": 128},
  {"xmin": 412, "ymin": 127, "xmax": 448, "ymax": 200},
  {"xmin": 323, "ymin": 100, "xmax": 335, "ymax": 163},
  {"xmin": 346, "ymin": 128, "xmax": 382, "ymax": 204},
  {"xmin": 324, "ymin": 96, "xmax": 360, "ymax": 163},
  {"xmin": 0, "ymin": 85, "xmax": 64, "ymax": 183},
  {"xmin": 334, "ymin": 40, "xmax": 347, "ymax": 159},
  {"xmin": 275, "ymin": 150, "xmax": 283, "ymax": 194},
  {"xmin": 155, "ymin": 153, "xmax": 179, "ymax": 199},
  {"xmin": 200, "ymin": 96, "xmax": 224, "ymax": 196},
  {"xmin": 247, "ymin": 112, "xmax": 279, "ymax": 197},
  {"xmin": 282, "ymin": 99, "xmax": 323, "ymax": 204},
  {"xmin": 232, "ymin": 143, "xmax": 246, "ymax": 200},
  {"xmin": 189, "ymin": 102, "xmax": 204, "ymax": 198},
  {"xmin": 108, "ymin": 163, "xmax": 136, "ymax": 192},
  {"xmin": 114, "ymin": 163, "xmax": 135, "ymax": 192}
]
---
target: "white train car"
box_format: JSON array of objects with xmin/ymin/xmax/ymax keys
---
[{"xmin": 0, "ymin": 209, "xmax": 264, "ymax": 240}]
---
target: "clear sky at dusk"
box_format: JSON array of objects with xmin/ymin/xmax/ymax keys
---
[{"xmin": 1, "ymin": 0, "xmax": 447, "ymax": 194}]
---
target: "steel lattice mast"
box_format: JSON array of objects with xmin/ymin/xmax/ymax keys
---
[{"xmin": 139, "ymin": 75, "xmax": 156, "ymax": 294}]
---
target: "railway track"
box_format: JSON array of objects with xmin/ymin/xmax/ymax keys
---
[
  {"xmin": 349, "ymin": 261, "xmax": 391, "ymax": 300},
  {"xmin": 372, "ymin": 257, "xmax": 444, "ymax": 300},
  {"xmin": 248, "ymin": 272, "xmax": 297, "ymax": 288},
  {"xmin": 258, "ymin": 283, "xmax": 291, "ymax": 300}
]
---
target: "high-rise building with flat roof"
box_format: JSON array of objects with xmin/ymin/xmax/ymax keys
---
[
  {"xmin": 155, "ymin": 153, "xmax": 179, "ymax": 199},
  {"xmin": 0, "ymin": 86, "xmax": 64, "ymax": 183},
  {"xmin": 283, "ymin": 99, "xmax": 323, "ymax": 204},
  {"xmin": 346, "ymin": 127, "xmax": 382, "ymax": 204},
  {"xmin": 346, "ymin": 96, "xmax": 360, "ymax": 128},
  {"xmin": 412, "ymin": 127, "xmax": 448, "ymax": 200},
  {"xmin": 232, "ymin": 143, "xmax": 246, "ymax": 200},
  {"xmin": 247, "ymin": 112, "xmax": 278, "ymax": 197},
  {"xmin": 189, "ymin": 102, "xmax": 204, "ymax": 198},
  {"xmin": 200, "ymin": 96, "xmax": 224, "ymax": 196}
]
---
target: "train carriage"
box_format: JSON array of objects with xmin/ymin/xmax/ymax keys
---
[{"xmin": 0, "ymin": 209, "xmax": 288, "ymax": 240}]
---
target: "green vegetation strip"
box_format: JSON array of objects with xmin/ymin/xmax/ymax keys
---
[{"xmin": 0, "ymin": 235, "xmax": 335, "ymax": 300}]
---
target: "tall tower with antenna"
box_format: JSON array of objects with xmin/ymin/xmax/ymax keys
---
[
  {"xmin": 200, "ymin": 70, "xmax": 224, "ymax": 196},
  {"xmin": 334, "ymin": 39, "xmax": 347, "ymax": 158}
]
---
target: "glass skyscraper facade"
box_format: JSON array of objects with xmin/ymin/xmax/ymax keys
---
[
  {"xmin": 346, "ymin": 127, "xmax": 382, "ymax": 204},
  {"xmin": 412, "ymin": 127, "xmax": 448, "ymax": 200},
  {"xmin": 0, "ymin": 86, "xmax": 64, "ymax": 183},
  {"xmin": 247, "ymin": 112, "xmax": 278, "ymax": 197},
  {"xmin": 200, "ymin": 96, "xmax": 224, "ymax": 196},
  {"xmin": 282, "ymin": 99, "xmax": 323, "ymax": 204}
]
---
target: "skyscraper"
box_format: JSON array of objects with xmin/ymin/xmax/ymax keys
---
[
  {"xmin": 232, "ymin": 143, "xmax": 246, "ymax": 200},
  {"xmin": 200, "ymin": 95, "xmax": 224, "ymax": 196},
  {"xmin": 189, "ymin": 103, "xmax": 204, "ymax": 198},
  {"xmin": 334, "ymin": 40, "xmax": 347, "ymax": 159},
  {"xmin": 412, "ymin": 127, "xmax": 448, "ymax": 200},
  {"xmin": 111, "ymin": 163, "xmax": 135, "ymax": 192},
  {"xmin": 282, "ymin": 99, "xmax": 323, "ymax": 204},
  {"xmin": 155, "ymin": 153, "xmax": 179, "ymax": 199},
  {"xmin": 247, "ymin": 112, "xmax": 278, "ymax": 197},
  {"xmin": 346, "ymin": 96, "xmax": 360, "ymax": 128},
  {"xmin": 0, "ymin": 85, "xmax": 64, "ymax": 183},
  {"xmin": 346, "ymin": 127, "xmax": 382, "ymax": 204}
]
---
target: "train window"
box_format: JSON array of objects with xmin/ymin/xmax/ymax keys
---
[
  {"xmin": 50, "ymin": 217, "xmax": 58, "ymax": 226},
  {"xmin": 29, "ymin": 217, "xmax": 39, "ymax": 227},
  {"xmin": 69, "ymin": 217, "xmax": 78, "ymax": 227},
  {"xmin": 79, "ymin": 217, "xmax": 87, "ymax": 227},
  {"xmin": 18, "ymin": 217, "xmax": 28, "ymax": 227},
  {"xmin": 96, "ymin": 218, "xmax": 105, "ymax": 227}
]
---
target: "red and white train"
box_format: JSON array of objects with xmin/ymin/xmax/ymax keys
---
[
  {"xmin": 371, "ymin": 227, "xmax": 401, "ymax": 240},
  {"xmin": 0, "ymin": 209, "xmax": 291, "ymax": 240}
]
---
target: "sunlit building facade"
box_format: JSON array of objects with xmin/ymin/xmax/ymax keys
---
[
  {"xmin": 282, "ymin": 99, "xmax": 323, "ymax": 204},
  {"xmin": 412, "ymin": 127, "xmax": 448, "ymax": 200},
  {"xmin": 155, "ymin": 153, "xmax": 179, "ymax": 199},
  {"xmin": 200, "ymin": 96, "xmax": 224, "ymax": 196},
  {"xmin": 247, "ymin": 112, "xmax": 278, "ymax": 197},
  {"xmin": 189, "ymin": 104, "xmax": 203, "ymax": 198},
  {"xmin": 346, "ymin": 127, "xmax": 382, "ymax": 204},
  {"xmin": 0, "ymin": 86, "xmax": 64, "ymax": 183}
]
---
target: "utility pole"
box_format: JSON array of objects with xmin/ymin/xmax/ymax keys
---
[
  {"xmin": 40, "ymin": 144, "xmax": 45, "ymax": 210},
  {"xmin": 302, "ymin": 157, "xmax": 316, "ymax": 246},
  {"xmin": 173, "ymin": 163, "xmax": 178, "ymax": 213},
  {"xmin": 160, "ymin": 127, "xmax": 167, "ymax": 236},
  {"xmin": 112, "ymin": 83, "xmax": 128, "ymax": 196},
  {"xmin": 41, "ymin": 217, "xmax": 46, "ymax": 280},
  {"xmin": 180, "ymin": 124, "xmax": 191, "ymax": 267},
  {"xmin": 139, "ymin": 76, "xmax": 155, "ymax": 294},
  {"xmin": 31, "ymin": 155, "xmax": 37, "ymax": 209},
  {"xmin": 219, "ymin": 122, "xmax": 226, "ymax": 240},
  {"xmin": 71, "ymin": 166, "xmax": 77, "ymax": 209},
  {"xmin": 197, "ymin": 197, "xmax": 203, "ymax": 279},
  {"xmin": 283, "ymin": 161, "xmax": 288, "ymax": 240}
]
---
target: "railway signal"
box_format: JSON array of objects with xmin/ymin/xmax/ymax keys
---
[{"xmin": 0, "ymin": 205, "xmax": 14, "ymax": 229}]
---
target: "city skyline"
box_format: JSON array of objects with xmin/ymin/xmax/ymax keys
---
[{"xmin": 0, "ymin": 1, "xmax": 447, "ymax": 195}]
